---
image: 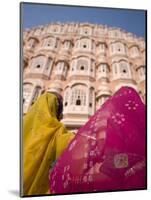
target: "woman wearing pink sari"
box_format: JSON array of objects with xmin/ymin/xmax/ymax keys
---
[{"xmin": 49, "ymin": 86, "xmax": 146, "ymax": 194}]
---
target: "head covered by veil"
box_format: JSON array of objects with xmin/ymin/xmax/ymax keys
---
[
  {"xmin": 23, "ymin": 92, "xmax": 74, "ymax": 196},
  {"xmin": 49, "ymin": 87, "xmax": 146, "ymax": 194}
]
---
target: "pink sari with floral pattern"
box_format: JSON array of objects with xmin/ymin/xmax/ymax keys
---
[{"xmin": 49, "ymin": 87, "xmax": 146, "ymax": 194}]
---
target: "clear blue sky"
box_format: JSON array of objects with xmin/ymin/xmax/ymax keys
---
[{"xmin": 22, "ymin": 3, "xmax": 146, "ymax": 38}]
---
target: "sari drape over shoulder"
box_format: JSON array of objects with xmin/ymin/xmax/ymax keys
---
[
  {"xmin": 23, "ymin": 92, "xmax": 75, "ymax": 196},
  {"xmin": 49, "ymin": 87, "xmax": 146, "ymax": 194}
]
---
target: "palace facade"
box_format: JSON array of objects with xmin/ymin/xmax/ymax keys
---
[{"xmin": 23, "ymin": 22, "xmax": 146, "ymax": 132}]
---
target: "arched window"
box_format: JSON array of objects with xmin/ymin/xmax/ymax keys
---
[
  {"xmin": 97, "ymin": 63, "xmax": 109, "ymax": 79},
  {"xmin": 112, "ymin": 61, "xmax": 131, "ymax": 80},
  {"xmin": 23, "ymin": 83, "xmax": 33, "ymax": 111},
  {"xmin": 98, "ymin": 43, "xmax": 106, "ymax": 53},
  {"xmin": 130, "ymin": 45, "xmax": 140, "ymax": 58},
  {"xmin": 63, "ymin": 41, "xmax": 72, "ymax": 50},
  {"xmin": 27, "ymin": 38, "xmax": 38, "ymax": 49},
  {"xmin": 137, "ymin": 66, "xmax": 145, "ymax": 81},
  {"xmin": 82, "ymin": 26, "xmax": 91, "ymax": 35},
  {"xmin": 31, "ymin": 55, "xmax": 46, "ymax": 70},
  {"xmin": 119, "ymin": 61, "xmax": 131, "ymax": 78},
  {"xmin": 45, "ymin": 58, "xmax": 52, "ymax": 70},
  {"xmin": 42, "ymin": 37, "xmax": 56, "ymax": 48},
  {"xmin": 71, "ymin": 84, "xmax": 87, "ymax": 106},
  {"xmin": 110, "ymin": 42, "xmax": 126, "ymax": 55},
  {"xmin": 31, "ymin": 86, "xmax": 41, "ymax": 105},
  {"xmin": 77, "ymin": 58, "xmax": 89, "ymax": 71},
  {"xmin": 80, "ymin": 38, "xmax": 91, "ymax": 50},
  {"xmin": 98, "ymin": 64, "xmax": 108, "ymax": 73}
]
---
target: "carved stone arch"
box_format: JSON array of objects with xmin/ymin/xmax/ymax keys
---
[
  {"xmin": 62, "ymin": 38, "xmax": 74, "ymax": 46},
  {"xmin": 96, "ymin": 41, "xmax": 108, "ymax": 47},
  {"xmin": 26, "ymin": 36, "xmax": 40, "ymax": 50},
  {"xmin": 111, "ymin": 56, "xmax": 129, "ymax": 64},
  {"xmin": 70, "ymin": 82, "xmax": 88, "ymax": 89},
  {"xmin": 23, "ymin": 81, "xmax": 34, "ymax": 87},
  {"xmin": 111, "ymin": 60, "xmax": 119, "ymax": 65},
  {"xmin": 110, "ymin": 40, "xmax": 127, "ymax": 50},
  {"xmin": 70, "ymin": 83, "xmax": 88, "ymax": 106},
  {"xmin": 31, "ymin": 53, "xmax": 47, "ymax": 60},
  {"xmin": 55, "ymin": 59, "xmax": 70, "ymax": 69},
  {"xmin": 42, "ymin": 35, "xmax": 56, "ymax": 41},
  {"xmin": 42, "ymin": 35, "xmax": 59, "ymax": 49},
  {"xmin": 23, "ymin": 78, "xmax": 44, "ymax": 89},
  {"xmin": 72, "ymin": 53, "xmax": 95, "ymax": 61},
  {"xmin": 76, "ymin": 55, "xmax": 90, "ymax": 60},
  {"xmin": 27, "ymin": 36, "xmax": 40, "ymax": 43},
  {"xmin": 79, "ymin": 35, "xmax": 91, "ymax": 40},
  {"xmin": 129, "ymin": 44, "xmax": 140, "ymax": 50},
  {"xmin": 64, "ymin": 85, "xmax": 70, "ymax": 91},
  {"xmin": 79, "ymin": 37, "xmax": 91, "ymax": 42},
  {"xmin": 118, "ymin": 58, "xmax": 129, "ymax": 63},
  {"xmin": 96, "ymin": 62, "xmax": 110, "ymax": 72},
  {"xmin": 112, "ymin": 40, "xmax": 127, "ymax": 48}
]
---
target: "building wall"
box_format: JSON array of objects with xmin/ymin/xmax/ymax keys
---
[{"xmin": 23, "ymin": 22, "xmax": 146, "ymax": 132}]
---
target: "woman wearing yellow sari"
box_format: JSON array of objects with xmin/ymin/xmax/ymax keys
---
[{"xmin": 23, "ymin": 91, "xmax": 75, "ymax": 196}]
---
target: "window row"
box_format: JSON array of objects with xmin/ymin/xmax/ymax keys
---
[
  {"xmin": 25, "ymin": 37, "xmax": 143, "ymax": 58},
  {"xmin": 24, "ymin": 55, "xmax": 145, "ymax": 82},
  {"xmin": 24, "ymin": 25, "xmax": 143, "ymax": 43},
  {"xmin": 25, "ymin": 59, "xmax": 145, "ymax": 85},
  {"xmin": 23, "ymin": 82, "xmax": 145, "ymax": 115},
  {"xmin": 24, "ymin": 25, "xmax": 106, "ymax": 37}
]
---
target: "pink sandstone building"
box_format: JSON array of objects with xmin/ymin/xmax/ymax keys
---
[{"xmin": 23, "ymin": 22, "xmax": 146, "ymax": 132}]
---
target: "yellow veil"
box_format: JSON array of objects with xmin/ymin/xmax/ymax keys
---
[{"xmin": 23, "ymin": 92, "xmax": 75, "ymax": 196}]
